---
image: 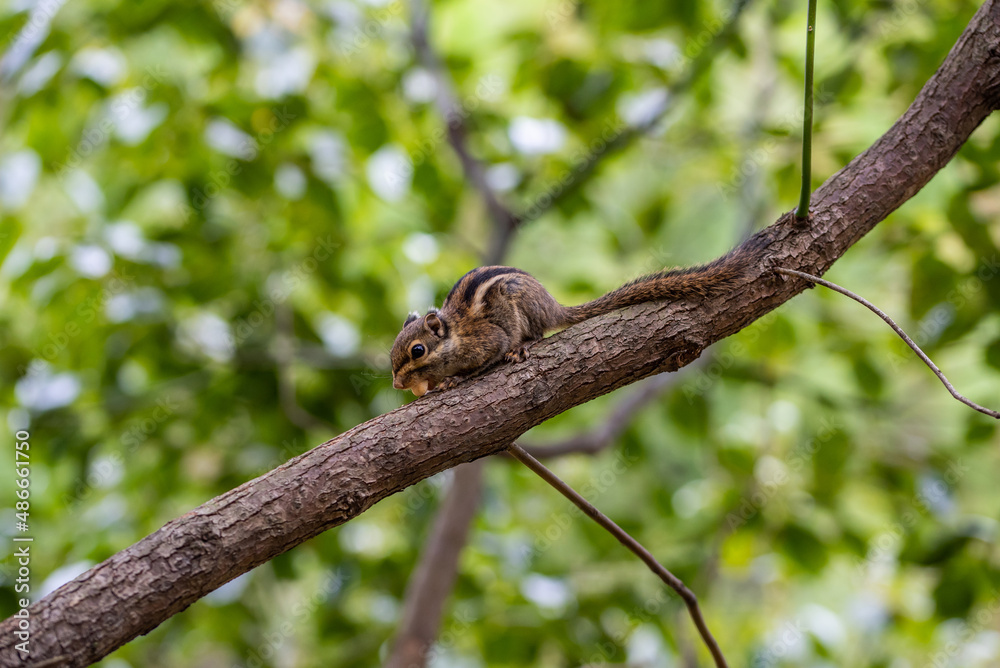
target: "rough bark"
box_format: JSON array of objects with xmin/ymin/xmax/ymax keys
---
[{"xmin": 2, "ymin": 2, "xmax": 999, "ymax": 666}]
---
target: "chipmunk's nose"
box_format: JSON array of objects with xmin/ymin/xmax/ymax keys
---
[{"xmin": 392, "ymin": 376, "xmax": 405, "ymax": 390}]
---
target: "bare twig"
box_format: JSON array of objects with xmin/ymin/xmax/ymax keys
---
[
  {"xmin": 507, "ymin": 443, "xmax": 729, "ymax": 668},
  {"xmin": 775, "ymin": 267, "xmax": 1000, "ymax": 420}
]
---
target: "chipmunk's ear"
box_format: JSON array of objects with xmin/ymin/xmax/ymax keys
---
[
  {"xmin": 424, "ymin": 311, "xmax": 447, "ymax": 338},
  {"xmin": 404, "ymin": 311, "xmax": 421, "ymax": 326}
]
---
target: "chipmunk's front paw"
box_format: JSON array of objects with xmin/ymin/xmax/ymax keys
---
[
  {"xmin": 505, "ymin": 345, "xmax": 530, "ymax": 363},
  {"xmin": 435, "ymin": 376, "xmax": 464, "ymax": 392}
]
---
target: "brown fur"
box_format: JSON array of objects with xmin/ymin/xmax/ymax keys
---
[{"xmin": 391, "ymin": 237, "xmax": 761, "ymax": 395}]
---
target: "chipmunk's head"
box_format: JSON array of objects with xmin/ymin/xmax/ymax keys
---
[{"xmin": 391, "ymin": 309, "xmax": 452, "ymax": 396}]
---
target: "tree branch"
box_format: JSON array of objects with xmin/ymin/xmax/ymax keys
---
[
  {"xmin": 386, "ymin": 5, "xmax": 519, "ymax": 666},
  {"xmin": 410, "ymin": 0, "xmax": 518, "ymax": 245},
  {"xmin": 507, "ymin": 444, "xmax": 728, "ymax": 667},
  {"xmin": 520, "ymin": 372, "xmax": 685, "ymax": 458},
  {"xmin": 385, "ymin": 461, "xmax": 484, "ymax": 668},
  {"xmin": 515, "ymin": 0, "xmax": 754, "ymax": 232},
  {"xmin": 775, "ymin": 267, "xmax": 1000, "ymax": 419},
  {"xmin": 3, "ymin": 1, "xmax": 999, "ymax": 665}
]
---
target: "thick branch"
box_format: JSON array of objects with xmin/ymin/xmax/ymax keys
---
[
  {"xmin": 386, "ymin": 7, "xmax": 515, "ymax": 667},
  {"xmin": 2, "ymin": 2, "xmax": 999, "ymax": 665}
]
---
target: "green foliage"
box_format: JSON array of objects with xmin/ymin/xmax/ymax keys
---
[{"xmin": 1, "ymin": 0, "xmax": 999, "ymax": 666}]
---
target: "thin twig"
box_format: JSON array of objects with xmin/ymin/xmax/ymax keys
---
[
  {"xmin": 796, "ymin": 0, "xmax": 818, "ymax": 219},
  {"xmin": 775, "ymin": 267, "xmax": 999, "ymax": 419},
  {"xmin": 507, "ymin": 443, "xmax": 729, "ymax": 668}
]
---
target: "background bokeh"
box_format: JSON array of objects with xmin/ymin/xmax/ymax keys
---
[{"xmin": 1, "ymin": 0, "xmax": 999, "ymax": 666}]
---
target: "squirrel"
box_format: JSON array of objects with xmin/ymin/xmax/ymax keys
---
[{"xmin": 391, "ymin": 238, "xmax": 763, "ymax": 396}]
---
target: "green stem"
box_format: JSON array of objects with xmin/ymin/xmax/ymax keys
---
[{"xmin": 796, "ymin": 0, "xmax": 818, "ymax": 219}]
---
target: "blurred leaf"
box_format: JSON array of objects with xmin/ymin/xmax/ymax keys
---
[
  {"xmin": 933, "ymin": 559, "xmax": 979, "ymax": 619},
  {"xmin": 852, "ymin": 353, "xmax": 884, "ymax": 399},
  {"xmin": 777, "ymin": 524, "xmax": 828, "ymax": 573},
  {"xmin": 984, "ymin": 336, "xmax": 1000, "ymax": 371}
]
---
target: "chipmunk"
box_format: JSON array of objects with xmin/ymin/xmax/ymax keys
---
[{"xmin": 391, "ymin": 239, "xmax": 761, "ymax": 396}]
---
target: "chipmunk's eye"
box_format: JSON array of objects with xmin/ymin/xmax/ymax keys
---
[{"xmin": 410, "ymin": 343, "xmax": 426, "ymax": 359}]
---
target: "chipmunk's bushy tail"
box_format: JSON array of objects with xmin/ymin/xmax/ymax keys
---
[{"xmin": 558, "ymin": 231, "xmax": 767, "ymax": 326}]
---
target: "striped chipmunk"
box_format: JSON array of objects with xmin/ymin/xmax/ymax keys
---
[{"xmin": 390, "ymin": 240, "xmax": 761, "ymax": 396}]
